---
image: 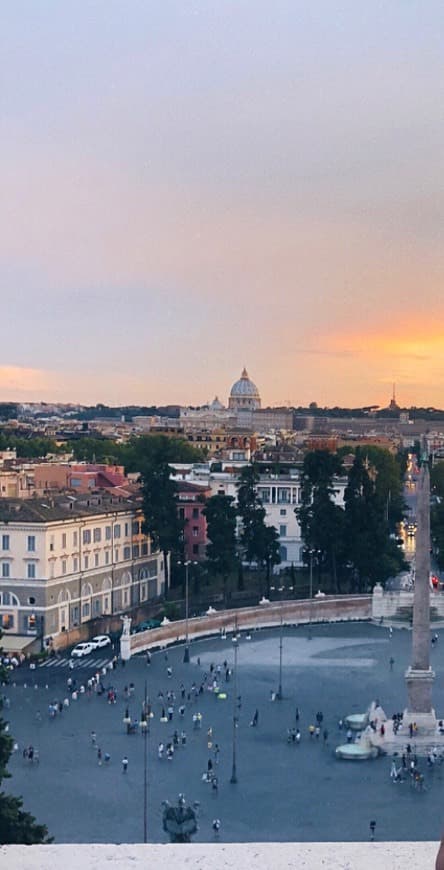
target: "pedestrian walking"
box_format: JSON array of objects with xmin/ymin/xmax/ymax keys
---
[
  {"xmin": 369, "ymin": 820, "xmax": 376, "ymax": 841},
  {"xmin": 212, "ymin": 818, "xmax": 221, "ymax": 836},
  {"xmin": 104, "ymin": 752, "xmax": 111, "ymax": 765},
  {"xmin": 122, "ymin": 755, "xmax": 128, "ymax": 773},
  {"xmin": 309, "ymin": 724, "xmax": 315, "ymax": 738},
  {"xmin": 323, "ymin": 729, "xmax": 328, "ymax": 744},
  {"xmin": 97, "ymin": 748, "xmax": 103, "ymax": 766},
  {"xmin": 158, "ymin": 742, "xmax": 164, "ymax": 759},
  {"xmin": 250, "ymin": 709, "xmax": 259, "ymax": 727},
  {"xmin": 389, "ymin": 656, "xmax": 395, "ymax": 671},
  {"xmin": 91, "ymin": 731, "xmax": 97, "ymax": 746}
]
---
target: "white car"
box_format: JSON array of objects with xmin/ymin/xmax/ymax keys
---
[
  {"xmin": 91, "ymin": 635, "xmax": 112, "ymax": 649},
  {"xmin": 71, "ymin": 641, "xmax": 97, "ymax": 659}
]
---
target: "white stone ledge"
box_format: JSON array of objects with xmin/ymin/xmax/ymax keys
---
[{"xmin": 0, "ymin": 842, "xmax": 439, "ymax": 870}]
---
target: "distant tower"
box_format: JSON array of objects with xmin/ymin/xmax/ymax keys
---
[
  {"xmin": 389, "ymin": 383, "xmax": 399, "ymax": 412},
  {"xmin": 228, "ymin": 368, "xmax": 261, "ymax": 411}
]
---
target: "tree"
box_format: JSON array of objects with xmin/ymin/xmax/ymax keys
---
[
  {"xmin": 343, "ymin": 450, "xmax": 405, "ymax": 591},
  {"xmin": 203, "ymin": 494, "xmax": 237, "ymax": 606},
  {"xmin": 296, "ymin": 450, "xmax": 347, "ymax": 593},
  {"xmin": 431, "ymin": 461, "xmax": 444, "ymax": 500},
  {"xmin": 431, "ymin": 500, "xmax": 444, "ymax": 570},
  {"xmin": 0, "ymin": 657, "xmax": 51, "ymax": 843},
  {"xmin": 140, "ymin": 438, "xmax": 184, "ymax": 597},
  {"xmin": 236, "ymin": 463, "xmax": 281, "ymax": 595}
]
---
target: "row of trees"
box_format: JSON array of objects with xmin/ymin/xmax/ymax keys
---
[
  {"xmin": 297, "ymin": 447, "xmax": 407, "ymax": 592},
  {"xmin": 141, "ymin": 441, "xmax": 407, "ymax": 600}
]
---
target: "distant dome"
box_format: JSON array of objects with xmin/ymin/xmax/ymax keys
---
[
  {"xmin": 209, "ymin": 395, "xmax": 225, "ymax": 411},
  {"xmin": 228, "ymin": 368, "xmax": 261, "ymax": 411}
]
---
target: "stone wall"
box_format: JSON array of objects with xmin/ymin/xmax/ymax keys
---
[
  {"xmin": 372, "ymin": 584, "xmax": 444, "ymax": 625},
  {"xmin": 130, "ymin": 595, "xmax": 372, "ymax": 654},
  {"xmin": 1, "ymin": 842, "xmax": 439, "ymax": 870}
]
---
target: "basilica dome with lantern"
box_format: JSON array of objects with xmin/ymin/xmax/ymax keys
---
[{"xmin": 228, "ymin": 368, "xmax": 261, "ymax": 411}]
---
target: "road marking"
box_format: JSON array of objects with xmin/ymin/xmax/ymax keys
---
[{"xmin": 38, "ymin": 656, "xmax": 112, "ymax": 670}]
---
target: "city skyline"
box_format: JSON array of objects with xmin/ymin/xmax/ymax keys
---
[{"xmin": 2, "ymin": 2, "xmax": 444, "ymax": 408}]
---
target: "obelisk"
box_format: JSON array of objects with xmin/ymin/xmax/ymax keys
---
[{"xmin": 404, "ymin": 445, "xmax": 436, "ymax": 731}]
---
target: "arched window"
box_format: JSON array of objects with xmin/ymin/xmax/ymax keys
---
[{"xmin": 0, "ymin": 591, "xmax": 20, "ymax": 607}]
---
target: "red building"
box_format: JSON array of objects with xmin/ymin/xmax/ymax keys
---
[{"xmin": 176, "ymin": 481, "xmax": 210, "ymax": 562}]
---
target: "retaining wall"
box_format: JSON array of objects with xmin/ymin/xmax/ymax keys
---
[{"xmin": 130, "ymin": 594, "xmax": 372, "ymax": 654}]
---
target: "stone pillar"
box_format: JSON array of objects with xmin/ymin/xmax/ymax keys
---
[{"xmin": 404, "ymin": 458, "xmax": 435, "ymax": 730}]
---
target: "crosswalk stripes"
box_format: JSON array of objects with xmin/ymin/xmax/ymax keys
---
[{"xmin": 38, "ymin": 656, "xmax": 112, "ymax": 670}]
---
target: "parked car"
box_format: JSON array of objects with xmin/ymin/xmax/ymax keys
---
[
  {"xmin": 91, "ymin": 635, "xmax": 112, "ymax": 649},
  {"xmin": 132, "ymin": 618, "xmax": 162, "ymax": 633},
  {"xmin": 71, "ymin": 641, "xmax": 97, "ymax": 658}
]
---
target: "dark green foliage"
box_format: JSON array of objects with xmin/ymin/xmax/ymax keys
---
[
  {"xmin": 237, "ymin": 464, "xmax": 280, "ymax": 594},
  {"xmin": 203, "ymin": 494, "xmax": 237, "ymax": 605},
  {"xmin": 140, "ymin": 437, "xmax": 185, "ymax": 596},
  {"xmin": 343, "ymin": 450, "xmax": 406, "ymax": 590},
  {"xmin": 71, "ymin": 434, "xmax": 204, "ymax": 469},
  {"xmin": 431, "ymin": 500, "xmax": 444, "ymax": 570},
  {"xmin": 296, "ymin": 451, "xmax": 347, "ymax": 593}
]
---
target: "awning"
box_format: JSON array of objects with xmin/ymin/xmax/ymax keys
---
[{"xmin": 1, "ymin": 635, "xmax": 35, "ymax": 654}]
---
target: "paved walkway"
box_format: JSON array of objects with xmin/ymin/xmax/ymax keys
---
[{"xmin": 3, "ymin": 622, "xmax": 444, "ymax": 844}]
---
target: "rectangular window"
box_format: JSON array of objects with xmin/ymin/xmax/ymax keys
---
[
  {"xmin": 105, "ymin": 526, "xmax": 112, "ymax": 540},
  {"xmin": 124, "ymin": 522, "xmax": 129, "ymax": 537},
  {"xmin": 141, "ymin": 542, "xmax": 148, "ymax": 556},
  {"xmin": 258, "ymin": 489, "xmax": 270, "ymax": 504},
  {"xmin": 94, "ymin": 553, "xmax": 99, "ymax": 567},
  {"xmin": 82, "ymin": 529, "xmax": 91, "ymax": 545},
  {"xmin": 73, "ymin": 557, "xmax": 78, "ymax": 572},
  {"xmin": 141, "ymin": 584, "xmax": 147, "ymax": 601},
  {"xmin": 280, "ymin": 509, "xmax": 287, "ymax": 516},
  {"xmin": 192, "ymin": 544, "xmax": 199, "ymax": 555},
  {"xmin": 2, "ymin": 563, "xmax": 10, "ymax": 578},
  {"xmin": 62, "ymin": 533, "xmax": 67, "ymax": 549},
  {"xmin": 279, "ymin": 525, "xmax": 287, "ymax": 538},
  {"xmin": 49, "ymin": 535, "xmax": 55, "ymax": 551},
  {"xmin": 277, "ymin": 489, "xmax": 291, "ymax": 504},
  {"xmin": 114, "ymin": 524, "xmax": 121, "ymax": 538},
  {"xmin": 115, "ymin": 548, "xmax": 119, "ymax": 562},
  {"xmin": 132, "ymin": 521, "xmax": 139, "ymax": 535},
  {"xmin": 84, "ymin": 556, "xmax": 89, "ymax": 570},
  {"xmin": 82, "ymin": 602, "xmax": 90, "ymax": 618},
  {"xmin": 73, "ymin": 531, "xmax": 78, "ymax": 548},
  {"xmin": 62, "ymin": 559, "xmax": 67, "ymax": 575},
  {"xmin": 179, "ymin": 507, "xmax": 185, "ymax": 519},
  {"xmin": 27, "ymin": 535, "xmax": 36, "ymax": 552},
  {"xmin": 133, "ymin": 544, "xmax": 139, "ymax": 558},
  {"xmin": 192, "ymin": 508, "xmax": 199, "ymax": 519},
  {"xmin": 93, "ymin": 527, "xmax": 101, "ymax": 543},
  {"xmin": 105, "ymin": 551, "xmax": 110, "ymax": 565},
  {"xmin": 2, "ymin": 534, "xmax": 10, "ymax": 551},
  {"xmin": 27, "ymin": 563, "xmax": 36, "ymax": 579},
  {"xmin": 123, "ymin": 588, "xmax": 129, "ymax": 605},
  {"xmin": 192, "ymin": 527, "xmax": 199, "ymax": 537},
  {"xmin": 123, "ymin": 546, "xmax": 131, "ymax": 560}
]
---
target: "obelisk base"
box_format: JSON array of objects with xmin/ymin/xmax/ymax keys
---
[{"xmin": 404, "ymin": 667, "xmax": 437, "ymax": 734}]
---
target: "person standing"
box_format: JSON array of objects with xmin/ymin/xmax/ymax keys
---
[
  {"xmin": 97, "ymin": 748, "xmax": 103, "ymax": 766},
  {"xmin": 122, "ymin": 755, "xmax": 128, "ymax": 773}
]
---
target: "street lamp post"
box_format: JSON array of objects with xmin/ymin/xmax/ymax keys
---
[
  {"xmin": 177, "ymin": 559, "xmax": 197, "ymax": 663},
  {"xmin": 230, "ymin": 631, "xmax": 239, "ymax": 784},
  {"xmin": 308, "ymin": 550, "xmax": 314, "ymax": 640},
  {"xmin": 276, "ymin": 614, "xmax": 283, "ymax": 700},
  {"xmin": 142, "ymin": 679, "xmax": 149, "ymax": 843}
]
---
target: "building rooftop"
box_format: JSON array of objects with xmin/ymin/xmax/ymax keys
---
[{"xmin": 0, "ymin": 493, "xmax": 141, "ymax": 524}]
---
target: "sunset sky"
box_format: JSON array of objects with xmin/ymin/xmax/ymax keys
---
[{"xmin": 2, "ymin": 1, "xmax": 444, "ymax": 408}]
